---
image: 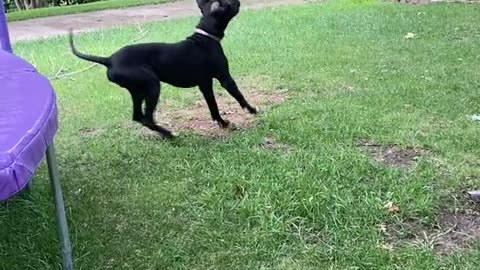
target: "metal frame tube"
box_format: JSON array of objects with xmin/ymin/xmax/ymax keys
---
[
  {"xmin": 46, "ymin": 144, "xmax": 74, "ymax": 270},
  {"xmin": 0, "ymin": 0, "xmax": 13, "ymax": 52}
]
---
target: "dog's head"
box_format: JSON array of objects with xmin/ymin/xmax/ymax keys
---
[
  {"xmin": 196, "ymin": 0, "xmax": 240, "ymax": 19},
  {"xmin": 194, "ymin": 0, "xmax": 241, "ymax": 40}
]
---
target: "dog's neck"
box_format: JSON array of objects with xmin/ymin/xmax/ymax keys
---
[
  {"xmin": 194, "ymin": 16, "xmax": 230, "ymax": 41},
  {"xmin": 194, "ymin": 28, "xmax": 221, "ymax": 42}
]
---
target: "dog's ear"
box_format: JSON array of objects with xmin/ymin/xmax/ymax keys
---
[
  {"xmin": 196, "ymin": 0, "xmax": 210, "ymax": 15},
  {"xmin": 232, "ymin": 0, "xmax": 241, "ymax": 11},
  {"xmin": 216, "ymin": 0, "xmax": 240, "ymax": 17},
  {"xmin": 227, "ymin": 0, "xmax": 241, "ymax": 16},
  {"xmin": 196, "ymin": 0, "xmax": 209, "ymax": 7}
]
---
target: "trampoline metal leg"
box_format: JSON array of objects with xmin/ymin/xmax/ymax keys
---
[
  {"xmin": 25, "ymin": 181, "xmax": 32, "ymax": 194},
  {"xmin": 46, "ymin": 143, "xmax": 74, "ymax": 270}
]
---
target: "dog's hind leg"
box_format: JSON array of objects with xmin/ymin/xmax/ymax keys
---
[
  {"xmin": 108, "ymin": 68, "xmax": 173, "ymax": 139},
  {"xmin": 131, "ymin": 94, "xmax": 144, "ymax": 123},
  {"xmin": 199, "ymin": 80, "xmax": 230, "ymax": 128},
  {"xmin": 108, "ymin": 68, "xmax": 146, "ymax": 123},
  {"xmin": 143, "ymin": 84, "xmax": 174, "ymax": 139},
  {"xmin": 218, "ymin": 75, "xmax": 257, "ymax": 114}
]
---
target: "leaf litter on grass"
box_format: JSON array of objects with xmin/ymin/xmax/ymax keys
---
[
  {"xmin": 357, "ymin": 139, "xmax": 428, "ymax": 169},
  {"xmin": 380, "ymin": 195, "xmax": 480, "ymax": 255}
]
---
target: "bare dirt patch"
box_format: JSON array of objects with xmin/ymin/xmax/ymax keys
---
[
  {"xmin": 381, "ymin": 199, "xmax": 480, "ymax": 254},
  {"xmin": 435, "ymin": 209, "xmax": 480, "ymax": 253},
  {"xmin": 257, "ymin": 137, "xmax": 290, "ymax": 151},
  {"xmin": 357, "ymin": 139, "xmax": 427, "ymax": 169},
  {"xmin": 391, "ymin": 0, "xmax": 432, "ymax": 4},
  {"xmin": 384, "ymin": 0, "xmax": 479, "ymax": 4},
  {"xmin": 143, "ymin": 83, "xmax": 289, "ymax": 138},
  {"xmin": 78, "ymin": 127, "xmax": 104, "ymax": 137}
]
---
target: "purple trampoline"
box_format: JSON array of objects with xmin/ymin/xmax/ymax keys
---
[
  {"xmin": 0, "ymin": 49, "xmax": 58, "ymax": 199},
  {"xmin": 1, "ymin": 1, "xmax": 73, "ymax": 269}
]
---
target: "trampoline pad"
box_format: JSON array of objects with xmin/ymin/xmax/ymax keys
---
[{"xmin": 0, "ymin": 50, "xmax": 58, "ymax": 201}]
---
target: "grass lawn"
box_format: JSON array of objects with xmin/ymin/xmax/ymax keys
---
[
  {"xmin": 1, "ymin": 0, "xmax": 480, "ymax": 268},
  {"xmin": 6, "ymin": 0, "xmax": 174, "ymax": 22}
]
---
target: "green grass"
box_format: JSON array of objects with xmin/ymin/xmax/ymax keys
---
[
  {"xmin": 6, "ymin": 0, "xmax": 174, "ymax": 22},
  {"xmin": 1, "ymin": 0, "xmax": 480, "ymax": 269}
]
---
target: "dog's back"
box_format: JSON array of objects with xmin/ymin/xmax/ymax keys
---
[{"xmin": 111, "ymin": 39, "xmax": 226, "ymax": 88}]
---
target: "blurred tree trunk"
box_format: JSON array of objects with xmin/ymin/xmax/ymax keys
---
[
  {"xmin": 33, "ymin": 0, "xmax": 46, "ymax": 8},
  {"xmin": 21, "ymin": 0, "xmax": 45, "ymax": 9},
  {"xmin": 14, "ymin": 0, "xmax": 26, "ymax": 10}
]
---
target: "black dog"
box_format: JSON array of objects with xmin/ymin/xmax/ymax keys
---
[{"xmin": 68, "ymin": 0, "xmax": 257, "ymax": 139}]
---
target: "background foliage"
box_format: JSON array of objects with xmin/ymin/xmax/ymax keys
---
[{"xmin": 3, "ymin": 0, "xmax": 104, "ymax": 12}]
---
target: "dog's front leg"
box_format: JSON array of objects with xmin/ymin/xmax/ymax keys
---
[
  {"xmin": 199, "ymin": 81, "xmax": 230, "ymax": 128},
  {"xmin": 219, "ymin": 75, "xmax": 257, "ymax": 114}
]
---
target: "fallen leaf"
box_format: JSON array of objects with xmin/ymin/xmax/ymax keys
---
[
  {"xmin": 469, "ymin": 115, "xmax": 480, "ymax": 122},
  {"xmin": 389, "ymin": 205, "xmax": 400, "ymax": 213},
  {"xmin": 234, "ymin": 184, "xmax": 246, "ymax": 199},
  {"xmin": 404, "ymin": 32, "xmax": 416, "ymax": 39},
  {"xmin": 379, "ymin": 243, "xmax": 394, "ymax": 251},
  {"xmin": 378, "ymin": 223, "xmax": 388, "ymax": 234},
  {"xmin": 383, "ymin": 201, "xmax": 400, "ymax": 213}
]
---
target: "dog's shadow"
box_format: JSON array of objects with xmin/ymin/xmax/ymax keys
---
[{"xmin": 140, "ymin": 123, "xmax": 247, "ymax": 147}]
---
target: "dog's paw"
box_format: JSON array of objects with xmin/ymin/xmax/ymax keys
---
[
  {"xmin": 245, "ymin": 106, "xmax": 258, "ymax": 115},
  {"xmin": 133, "ymin": 115, "xmax": 143, "ymax": 123},
  {"xmin": 163, "ymin": 132, "xmax": 176, "ymax": 140},
  {"xmin": 157, "ymin": 130, "xmax": 175, "ymax": 140},
  {"xmin": 218, "ymin": 119, "xmax": 231, "ymax": 128},
  {"xmin": 228, "ymin": 123, "xmax": 239, "ymax": 131},
  {"xmin": 249, "ymin": 107, "xmax": 258, "ymax": 115}
]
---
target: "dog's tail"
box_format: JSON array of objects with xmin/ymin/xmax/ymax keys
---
[{"xmin": 68, "ymin": 29, "xmax": 111, "ymax": 67}]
